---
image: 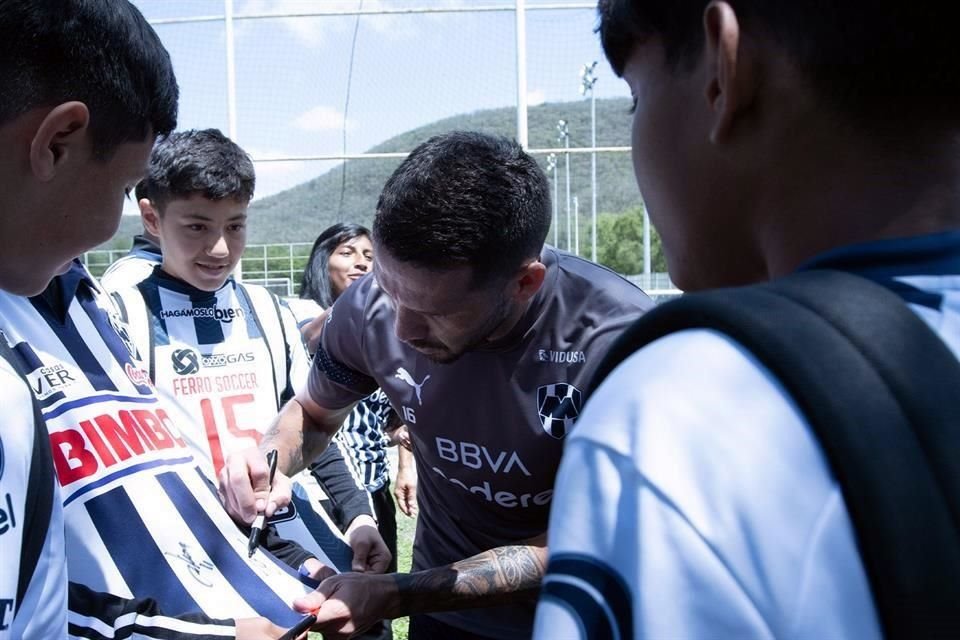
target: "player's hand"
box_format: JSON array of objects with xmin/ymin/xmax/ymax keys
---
[
  {"xmin": 345, "ymin": 514, "xmax": 392, "ymax": 573},
  {"xmin": 394, "ymin": 461, "xmax": 418, "ymax": 518},
  {"xmin": 219, "ymin": 446, "xmax": 293, "ymax": 524},
  {"xmin": 293, "ymin": 572, "xmax": 397, "ymax": 640},
  {"xmin": 234, "ymin": 617, "xmax": 293, "ymax": 639}
]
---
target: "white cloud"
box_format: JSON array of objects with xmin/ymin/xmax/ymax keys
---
[
  {"xmin": 235, "ymin": 0, "xmax": 422, "ymax": 48},
  {"xmin": 527, "ymin": 89, "xmax": 546, "ymax": 107},
  {"xmin": 293, "ymin": 104, "xmax": 352, "ymax": 132}
]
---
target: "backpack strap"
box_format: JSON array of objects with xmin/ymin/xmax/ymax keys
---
[
  {"xmin": 590, "ymin": 269, "xmax": 960, "ymax": 638},
  {"xmin": 236, "ymin": 283, "xmax": 288, "ymax": 409},
  {"xmin": 0, "ymin": 335, "xmax": 55, "ymax": 614}
]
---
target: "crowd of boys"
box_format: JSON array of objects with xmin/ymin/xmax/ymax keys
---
[{"xmin": 3, "ymin": 0, "xmax": 958, "ymax": 638}]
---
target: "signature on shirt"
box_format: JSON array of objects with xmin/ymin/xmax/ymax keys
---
[{"xmin": 165, "ymin": 542, "xmax": 215, "ymax": 586}]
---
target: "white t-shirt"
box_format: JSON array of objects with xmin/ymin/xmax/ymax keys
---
[{"xmin": 535, "ymin": 232, "xmax": 960, "ymax": 640}]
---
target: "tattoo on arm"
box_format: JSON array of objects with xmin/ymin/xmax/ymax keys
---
[{"xmin": 393, "ymin": 543, "xmax": 546, "ymax": 615}]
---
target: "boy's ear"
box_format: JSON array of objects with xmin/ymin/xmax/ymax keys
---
[
  {"xmin": 139, "ymin": 198, "xmax": 162, "ymax": 237},
  {"xmin": 703, "ymin": 1, "xmax": 756, "ymax": 144},
  {"xmin": 29, "ymin": 102, "xmax": 91, "ymax": 181}
]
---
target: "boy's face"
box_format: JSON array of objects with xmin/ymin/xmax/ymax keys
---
[
  {"xmin": 621, "ymin": 39, "xmax": 720, "ymax": 290},
  {"xmin": 0, "ymin": 129, "xmax": 153, "ymax": 296},
  {"xmin": 146, "ymin": 193, "xmax": 247, "ymax": 291},
  {"xmin": 618, "ymin": 10, "xmax": 772, "ymax": 290}
]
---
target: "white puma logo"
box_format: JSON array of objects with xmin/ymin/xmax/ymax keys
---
[{"xmin": 395, "ymin": 367, "xmax": 431, "ymax": 406}]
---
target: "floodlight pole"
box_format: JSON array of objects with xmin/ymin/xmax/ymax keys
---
[
  {"xmin": 579, "ymin": 61, "xmax": 598, "ymax": 262},
  {"xmin": 224, "ymin": 0, "xmax": 243, "ymax": 281},
  {"xmin": 515, "ymin": 0, "xmax": 529, "ymax": 147},
  {"xmin": 573, "ymin": 195, "xmax": 580, "ymax": 256},
  {"xmin": 546, "ymin": 153, "xmax": 558, "ymax": 247},
  {"xmin": 644, "ymin": 203, "xmax": 652, "ymax": 275},
  {"xmin": 557, "ymin": 119, "xmax": 571, "ymax": 252}
]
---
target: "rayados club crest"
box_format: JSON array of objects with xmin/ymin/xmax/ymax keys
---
[{"xmin": 536, "ymin": 383, "xmax": 582, "ymax": 439}]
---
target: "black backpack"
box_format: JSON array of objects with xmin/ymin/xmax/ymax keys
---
[{"xmin": 589, "ymin": 270, "xmax": 960, "ymax": 638}]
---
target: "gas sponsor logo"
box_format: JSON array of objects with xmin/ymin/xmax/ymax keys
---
[
  {"xmin": 202, "ymin": 352, "xmax": 255, "ymax": 369},
  {"xmin": 160, "ymin": 306, "xmax": 246, "ymax": 323},
  {"xmin": 171, "ymin": 348, "xmax": 255, "ymax": 376},
  {"xmin": 49, "ymin": 407, "xmax": 189, "ymax": 486}
]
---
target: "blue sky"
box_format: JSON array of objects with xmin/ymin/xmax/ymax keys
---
[{"xmin": 127, "ymin": 0, "xmax": 631, "ymax": 213}]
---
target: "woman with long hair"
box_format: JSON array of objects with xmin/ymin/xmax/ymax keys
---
[{"xmin": 299, "ymin": 222, "xmax": 373, "ymax": 309}]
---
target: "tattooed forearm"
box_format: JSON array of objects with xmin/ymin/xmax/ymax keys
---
[
  {"xmin": 263, "ymin": 398, "xmax": 353, "ymax": 474},
  {"xmin": 393, "ymin": 541, "xmax": 547, "ymax": 614}
]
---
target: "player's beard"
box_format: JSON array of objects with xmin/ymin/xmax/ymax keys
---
[{"xmin": 409, "ymin": 294, "xmax": 513, "ymax": 365}]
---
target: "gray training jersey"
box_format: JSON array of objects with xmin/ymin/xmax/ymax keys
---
[{"xmin": 308, "ymin": 246, "xmax": 653, "ymax": 638}]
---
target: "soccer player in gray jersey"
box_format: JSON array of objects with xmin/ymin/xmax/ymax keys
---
[{"xmin": 220, "ymin": 131, "xmax": 654, "ymax": 639}]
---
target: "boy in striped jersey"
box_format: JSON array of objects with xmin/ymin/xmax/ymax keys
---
[
  {"xmin": 0, "ymin": 260, "xmax": 319, "ymax": 638},
  {"xmin": 0, "ymin": 1, "xmax": 291, "ymax": 637},
  {"xmin": 109, "ymin": 129, "xmax": 390, "ymax": 577}
]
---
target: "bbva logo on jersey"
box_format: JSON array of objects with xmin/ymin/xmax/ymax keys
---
[{"xmin": 537, "ymin": 383, "xmax": 582, "ymax": 439}]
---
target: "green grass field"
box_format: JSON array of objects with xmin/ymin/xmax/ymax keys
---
[{"xmin": 391, "ymin": 505, "xmax": 417, "ymax": 639}]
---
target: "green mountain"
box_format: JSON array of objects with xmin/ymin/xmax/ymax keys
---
[{"xmin": 102, "ymin": 97, "xmax": 641, "ymax": 248}]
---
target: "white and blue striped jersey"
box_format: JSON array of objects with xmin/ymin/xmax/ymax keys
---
[
  {"xmin": 0, "ymin": 349, "xmax": 67, "ymax": 639},
  {"xmin": 334, "ymin": 389, "xmax": 394, "ymax": 492},
  {"xmin": 98, "ymin": 235, "xmax": 162, "ymax": 291},
  {"xmin": 0, "ymin": 263, "xmax": 317, "ymax": 629},
  {"xmin": 110, "ymin": 270, "xmax": 357, "ymax": 569},
  {"xmin": 111, "ymin": 269, "xmax": 306, "ymax": 480},
  {"xmin": 535, "ymin": 231, "xmax": 960, "ymax": 640}
]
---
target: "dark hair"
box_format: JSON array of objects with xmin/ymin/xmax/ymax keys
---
[
  {"xmin": 598, "ymin": 0, "xmax": 960, "ymax": 125},
  {"xmin": 141, "ymin": 128, "xmax": 256, "ymax": 211},
  {"xmin": 373, "ymin": 131, "xmax": 550, "ymax": 287},
  {"xmin": 0, "ymin": 0, "xmax": 178, "ymax": 159},
  {"xmin": 299, "ymin": 223, "xmax": 371, "ymax": 308}
]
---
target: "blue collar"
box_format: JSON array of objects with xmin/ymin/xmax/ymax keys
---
[
  {"xmin": 798, "ymin": 231, "xmax": 960, "ymax": 310},
  {"xmin": 799, "ymin": 230, "xmax": 960, "ymax": 279},
  {"xmin": 31, "ymin": 259, "xmax": 96, "ymax": 322}
]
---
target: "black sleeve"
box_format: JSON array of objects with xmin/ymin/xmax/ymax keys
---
[
  {"xmin": 260, "ymin": 524, "xmax": 315, "ymax": 570},
  {"xmin": 67, "ymin": 582, "xmax": 235, "ymax": 639},
  {"xmin": 308, "ymin": 439, "xmax": 374, "ymax": 532}
]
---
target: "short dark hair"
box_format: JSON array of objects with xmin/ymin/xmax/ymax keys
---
[
  {"xmin": 598, "ymin": 1, "xmax": 960, "ymax": 125},
  {"xmin": 300, "ymin": 222, "xmax": 371, "ymax": 308},
  {"xmin": 0, "ymin": 0, "xmax": 178, "ymax": 159},
  {"xmin": 141, "ymin": 129, "xmax": 256, "ymax": 212},
  {"xmin": 373, "ymin": 131, "xmax": 550, "ymax": 287}
]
